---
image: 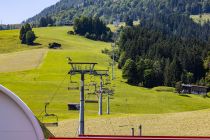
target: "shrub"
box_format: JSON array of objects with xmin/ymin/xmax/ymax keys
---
[
  {"xmin": 90, "ymin": 34, "xmax": 96, "ymax": 40},
  {"xmin": 25, "ymin": 31, "xmax": 36, "ymax": 45},
  {"xmin": 73, "ymin": 16, "xmax": 112, "ymax": 42},
  {"xmin": 101, "ymin": 48, "xmax": 110, "ymax": 54},
  {"xmin": 152, "ymin": 86, "xmax": 175, "ymax": 92},
  {"xmin": 175, "ymin": 81, "xmax": 182, "ymax": 94},
  {"xmin": 48, "ymin": 42, "xmax": 61, "ymax": 49},
  {"xmin": 20, "ymin": 23, "xmax": 36, "ymax": 45},
  {"xmin": 85, "ymin": 32, "xmax": 90, "ymax": 38},
  {"xmin": 67, "ymin": 31, "xmax": 75, "ymax": 35}
]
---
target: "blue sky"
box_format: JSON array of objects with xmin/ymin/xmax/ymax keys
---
[{"xmin": 0, "ymin": 0, "xmax": 60, "ymax": 24}]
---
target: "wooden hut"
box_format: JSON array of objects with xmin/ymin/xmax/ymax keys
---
[{"xmin": 181, "ymin": 84, "xmax": 208, "ymax": 95}]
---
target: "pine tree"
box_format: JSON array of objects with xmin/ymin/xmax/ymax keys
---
[
  {"xmin": 26, "ymin": 31, "xmax": 36, "ymax": 45},
  {"xmin": 122, "ymin": 59, "xmax": 137, "ymax": 84},
  {"xmin": 164, "ymin": 59, "xmax": 171, "ymax": 86},
  {"xmin": 19, "ymin": 26, "xmax": 26, "ymax": 44},
  {"xmin": 19, "ymin": 23, "xmax": 36, "ymax": 45},
  {"xmin": 125, "ymin": 16, "xmax": 133, "ymax": 27},
  {"xmin": 39, "ymin": 17, "xmax": 47, "ymax": 27}
]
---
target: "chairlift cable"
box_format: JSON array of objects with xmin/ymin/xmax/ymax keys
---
[
  {"xmin": 38, "ymin": 75, "xmax": 68, "ymax": 127},
  {"xmin": 37, "ymin": 110, "xmax": 45, "ymax": 119},
  {"xmin": 48, "ymin": 75, "xmax": 68, "ymax": 104}
]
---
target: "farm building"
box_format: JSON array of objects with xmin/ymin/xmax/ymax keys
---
[
  {"xmin": 0, "ymin": 85, "xmax": 44, "ymax": 140},
  {"xmin": 181, "ymin": 84, "xmax": 208, "ymax": 95}
]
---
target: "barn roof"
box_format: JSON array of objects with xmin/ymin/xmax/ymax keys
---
[{"xmin": 181, "ymin": 84, "xmax": 208, "ymax": 89}]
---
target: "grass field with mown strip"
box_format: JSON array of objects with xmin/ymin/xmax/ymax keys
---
[
  {"xmin": 1, "ymin": 26, "xmax": 210, "ymax": 129},
  {"xmin": 0, "ymin": 49, "xmax": 47, "ymax": 72},
  {"xmin": 49, "ymin": 109, "xmax": 210, "ymax": 137},
  {"xmin": 0, "ymin": 29, "xmax": 41, "ymax": 53}
]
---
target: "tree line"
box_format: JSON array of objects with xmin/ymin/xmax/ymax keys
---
[
  {"xmin": 73, "ymin": 16, "xmax": 112, "ymax": 41},
  {"xmin": 0, "ymin": 24, "xmax": 21, "ymax": 30},
  {"xmin": 26, "ymin": 0, "xmax": 210, "ymax": 25},
  {"xmin": 119, "ymin": 25, "xmax": 209, "ymax": 88},
  {"xmin": 141, "ymin": 13, "xmax": 210, "ymax": 42},
  {"xmin": 39, "ymin": 16, "xmax": 55, "ymax": 27}
]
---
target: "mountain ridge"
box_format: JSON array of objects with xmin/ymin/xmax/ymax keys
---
[{"xmin": 26, "ymin": 0, "xmax": 210, "ymax": 25}]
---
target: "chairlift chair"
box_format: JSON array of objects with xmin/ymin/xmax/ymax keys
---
[
  {"xmin": 105, "ymin": 79, "xmax": 111, "ymax": 85},
  {"xmin": 87, "ymin": 82, "xmax": 97, "ymax": 94},
  {"xmin": 85, "ymin": 91, "xmax": 98, "ymax": 103},
  {"xmin": 84, "ymin": 84, "xmax": 90, "ymax": 91},
  {"xmin": 68, "ymin": 76, "xmax": 79, "ymax": 90},
  {"xmin": 41, "ymin": 102, "xmax": 58, "ymax": 127},
  {"xmin": 89, "ymin": 82, "xmax": 97, "ymax": 86},
  {"xmin": 85, "ymin": 88, "xmax": 89, "ymax": 91},
  {"xmin": 68, "ymin": 85, "xmax": 79, "ymax": 90},
  {"xmin": 85, "ymin": 100, "xmax": 98, "ymax": 103}
]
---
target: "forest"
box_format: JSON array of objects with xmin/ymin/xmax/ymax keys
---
[
  {"xmin": 119, "ymin": 15, "xmax": 210, "ymax": 88},
  {"xmin": 141, "ymin": 13, "xmax": 210, "ymax": 42},
  {"xmin": 27, "ymin": 0, "xmax": 210, "ymax": 25},
  {"xmin": 24, "ymin": 0, "xmax": 210, "ymax": 88},
  {"xmin": 0, "ymin": 24, "xmax": 21, "ymax": 30},
  {"xmin": 73, "ymin": 16, "xmax": 112, "ymax": 41}
]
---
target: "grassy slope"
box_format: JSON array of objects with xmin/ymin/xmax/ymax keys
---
[
  {"xmin": 0, "ymin": 49, "xmax": 47, "ymax": 72},
  {"xmin": 0, "ymin": 29, "xmax": 40, "ymax": 53},
  {"xmin": 108, "ymin": 21, "xmax": 140, "ymax": 32},
  {"xmin": 1, "ymin": 27, "xmax": 210, "ymax": 122},
  {"xmin": 190, "ymin": 14, "xmax": 210, "ymax": 25},
  {"xmin": 49, "ymin": 109, "xmax": 210, "ymax": 136}
]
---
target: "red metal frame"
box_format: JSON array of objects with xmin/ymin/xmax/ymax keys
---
[{"xmin": 49, "ymin": 135, "xmax": 210, "ymax": 140}]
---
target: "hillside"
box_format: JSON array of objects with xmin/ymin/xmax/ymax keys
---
[
  {"xmin": 2, "ymin": 27, "xmax": 210, "ymax": 136},
  {"xmin": 49, "ymin": 109, "xmax": 210, "ymax": 136},
  {"xmin": 2, "ymin": 0, "xmax": 210, "ymax": 137},
  {"xmin": 26, "ymin": 0, "xmax": 210, "ymax": 44},
  {"xmin": 1, "ymin": 27, "xmax": 210, "ymax": 119},
  {"xmin": 27, "ymin": 0, "xmax": 210, "ymax": 25},
  {"xmin": 191, "ymin": 13, "xmax": 210, "ymax": 24}
]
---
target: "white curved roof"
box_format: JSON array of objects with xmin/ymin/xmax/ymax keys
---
[{"xmin": 0, "ymin": 85, "xmax": 44, "ymax": 140}]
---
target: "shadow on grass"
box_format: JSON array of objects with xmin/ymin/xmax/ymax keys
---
[
  {"xmin": 203, "ymin": 95, "xmax": 210, "ymax": 98},
  {"xmin": 31, "ymin": 43, "xmax": 42, "ymax": 46},
  {"xmin": 179, "ymin": 94, "xmax": 192, "ymax": 98}
]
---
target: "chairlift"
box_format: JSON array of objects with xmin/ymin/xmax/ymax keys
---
[
  {"xmin": 68, "ymin": 75, "xmax": 79, "ymax": 90},
  {"xmin": 105, "ymin": 82, "xmax": 111, "ymax": 85},
  {"xmin": 89, "ymin": 82, "xmax": 97, "ymax": 86},
  {"xmin": 68, "ymin": 85, "xmax": 79, "ymax": 90},
  {"xmin": 96, "ymin": 90, "xmax": 107, "ymax": 94},
  {"xmin": 41, "ymin": 102, "xmax": 58, "ymax": 127},
  {"xmin": 85, "ymin": 100, "xmax": 98, "ymax": 103},
  {"xmin": 84, "ymin": 84, "xmax": 90, "ymax": 91},
  {"xmin": 89, "ymin": 75, "xmax": 96, "ymax": 83},
  {"xmin": 87, "ymin": 82, "xmax": 97, "ymax": 94},
  {"xmin": 85, "ymin": 88, "xmax": 89, "ymax": 91},
  {"xmin": 102, "ymin": 87, "xmax": 110, "ymax": 94},
  {"xmin": 85, "ymin": 91, "xmax": 98, "ymax": 103},
  {"xmin": 104, "ymin": 74, "xmax": 111, "ymax": 85}
]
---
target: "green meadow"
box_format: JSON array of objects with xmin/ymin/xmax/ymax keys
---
[
  {"xmin": 1, "ymin": 26, "xmax": 210, "ymax": 123},
  {"xmin": 190, "ymin": 13, "xmax": 210, "ymax": 25}
]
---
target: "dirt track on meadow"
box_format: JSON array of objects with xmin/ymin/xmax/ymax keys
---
[{"xmin": 0, "ymin": 49, "xmax": 47, "ymax": 73}]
